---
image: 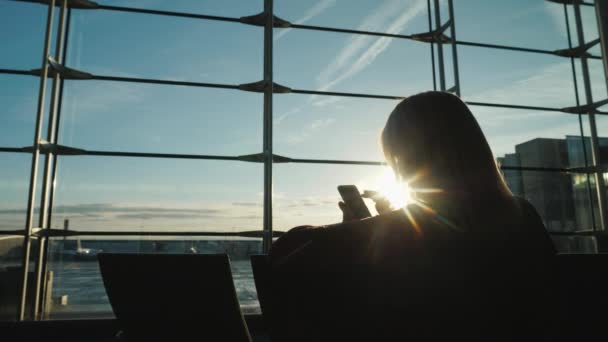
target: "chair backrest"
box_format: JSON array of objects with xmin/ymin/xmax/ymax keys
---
[
  {"xmin": 555, "ymin": 253, "xmax": 608, "ymax": 339},
  {"xmin": 250, "ymin": 255, "xmax": 270, "ymax": 317},
  {"xmin": 98, "ymin": 253, "xmax": 251, "ymax": 342}
]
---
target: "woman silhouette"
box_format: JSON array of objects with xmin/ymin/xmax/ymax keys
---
[{"xmin": 268, "ymin": 91, "xmax": 557, "ymax": 341}]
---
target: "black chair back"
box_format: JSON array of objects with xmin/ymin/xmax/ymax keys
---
[
  {"xmin": 98, "ymin": 253, "xmax": 251, "ymax": 342},
  {"xmin": 556, "ymin": 253, "xmax": 608, "ymax": 339},
  {"xmin": 250, "ymin": 255, "xmax": 271, "ymax": 317}
]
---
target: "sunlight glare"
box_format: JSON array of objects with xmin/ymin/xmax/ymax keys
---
[{"xmin": 374, "ymin": 167, "xmax": 412, "ymax": 208}]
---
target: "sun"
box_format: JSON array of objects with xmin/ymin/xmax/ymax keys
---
[{"xmin": 371, "ymin": 167, "xmax": 412, "ymax": 209}]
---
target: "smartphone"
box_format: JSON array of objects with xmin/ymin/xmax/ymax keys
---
[{"xmin": 338, "ymin": 185, "xmax": 372, "ymax": 219}]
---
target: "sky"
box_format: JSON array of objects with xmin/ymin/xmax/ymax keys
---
[{"xmin": 0, "ymin": 0, "xmax": 606, "ymax": 233}]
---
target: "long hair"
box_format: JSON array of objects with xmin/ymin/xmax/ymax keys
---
[{"xmin": 382, "ymin": 91, "xmax": 511, "ymax": 201}]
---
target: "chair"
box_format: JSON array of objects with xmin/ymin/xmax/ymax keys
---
[
  {"xmin": 555, "ymin": 254, "xmax": 608, "ymax": 339},
  {"xmin": 98, "ymin": 253, "xmax": 251, "ymax": 342},
  {"xmin": 250, "ymin": 255, "xmax": 271, "ymax": 317}
]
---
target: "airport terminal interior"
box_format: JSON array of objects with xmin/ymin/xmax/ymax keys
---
[{"xmin": 1, "ymin": 0, "xmax": 608, "ymax": 340}]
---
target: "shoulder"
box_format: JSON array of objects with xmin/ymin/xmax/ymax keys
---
[
  {"xmin": 269, "ymin": 225, "xmax": 319, "ymax": 261},
  {"xmin": 509, "ymin": 196, "xmax": 556, "ymax": 254},
  {"xmin": 511, "ymin": 196, "xmax": 544, "ymax": 225}
]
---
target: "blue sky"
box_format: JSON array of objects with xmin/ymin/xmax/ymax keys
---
[{"xmin": 0, "ymin": 0, "xmax": 606, "ymax": 232}]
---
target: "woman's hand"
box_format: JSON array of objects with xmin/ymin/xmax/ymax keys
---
[
  {"xmin": 362, "ymin": 191, "xmax": 392, "ymax": 215},
  {"xmin": 339, "ymin": 191, "xmax": 393, "ymax": 223},
  {"xmin": 338, "ymin": 201, "xmax": 357, "ymax": 223}
]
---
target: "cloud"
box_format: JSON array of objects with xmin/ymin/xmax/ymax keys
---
[
  {"xmin": 62, "ymin": 81, "xmax": 143, "ymax": 116},
  {"xmin": 310, "ymin": 117, "xmax": 335, "ymax": 130},
  {"xmin": 284, "ymin": 117, "xmax": 337, "ymax": 143},
  {"xmin": 316, "ymin": 0, "xmax": 427, "ymax": 93},
  {"xmin": 467, "ymin": 60, "xmax": 605, "ymax": 111},
  {"xmin": 544, "ymin": 1, "xmax": 601, "ymax": 44},
  {"xmin": 50, "ymin": 203, "xmax": 222, "ymax": 215},
  {"xmin": 274, "ymin": 0, "xmax": 338, "ymax": 41},
  {"xmin": 280, "ymin": 1, "xmax": 427, "ymax": 141},
  {"xmin": 275, "ymin": 106, "xmax": 303, "ymax": 125},
  {"xmin": 0, "ymin": 202, "xmax": 264, "ymax": 231},
  {"xmin": 232, "ymin": 202, "xmax": 262, "ymax": 207}
]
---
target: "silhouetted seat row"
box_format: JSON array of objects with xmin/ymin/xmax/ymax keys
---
[
  {"xmin": 98, "ymin": 253, "xmax": 251, "ymax": 342},
  {"xmin": 252, "ymin": 253, "xmax": 608, "ymax": 341},
  {"xmin": 98, "ymin": 253, "xmax": 608, "ymax": 341}
]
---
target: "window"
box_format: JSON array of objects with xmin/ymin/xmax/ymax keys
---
[{"xmin": 1, "ymin": 0, "xmax": 606, "ymax": 321}]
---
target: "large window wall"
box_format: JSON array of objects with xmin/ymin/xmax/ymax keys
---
[{"xmin": 0, "ymin": 0, "xmax": 607, "ymax": 321}]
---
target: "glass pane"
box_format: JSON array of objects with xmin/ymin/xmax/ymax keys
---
[
  {"xmin": 59, "ymin": 81, "xmax": 262, "ymax": 155},
  {"xmin": 276, "ymin": 0, "xmax": 429, "ymax": 34},
  {"xmin": 566, "ymin": 4, "xmax": 601, "ymax": 56},
  {"xmin": 0, "ymin": 153, "xmax": 33, "ymax": 232},
  {"xmin": 589, "ymin": 59, "xmax": 607, "ymax": 101},
  {"xmin": 459, "ymin": 47, "xmax": 576, "ymax": 109},
  {"xmin": 551, "ymin": 235, "xmax": 598, "ymax": 253},
  {"xmin": 46, "ymin": 237, "xmax": 262, "ymax": 319},
  {"xmin": 275, "ymin": 29, "xmax": 432, "ymax": 96},
  {"xmin": 274, "ymin": 163, "xmax": 387, "ymax": 231},
  {"xmin": 0, "ymin": 1, "xmax": 47, "ymax": 70},
  {"xmin": 503, "ymin": 170, "xmax": 593, "ymax": 233},
  {"xmin": 0, "ymin": 75, "xmax": 39, "ymax": 147},
  {"xmin": 454, "ymin": 0, "xmax": 568, "ymax": 50},
  {"xmin": 98, "ymin": 0, "xmax": 261, "ymax": 17},
  {"xmin": 475, "ymin": 107, "xmax": 583, "ymax": 167},
  {"xmin": 50, "ymin": 157, "xmax": 262, "ymax": 232},
  {"xmin": 274, "ymin": 94, "xmax": 398, "ymax": 161},
  {"xmin": 66, "ymin": 10, "xmax": 262, "ymax": 84}
]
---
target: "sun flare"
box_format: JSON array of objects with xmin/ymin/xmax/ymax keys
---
[{"xmin": 371, "ymin": 167, "xmax": 412, "ymax": 209}]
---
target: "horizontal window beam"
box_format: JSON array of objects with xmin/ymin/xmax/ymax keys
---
[
  {"xmin": 2, "ymin": 67, "xmax": 604, "ymax": 116},
  {"xmin": 290, "ymin": 88, "xmax": 403, "ymax": 100},
  {"xmin": 0, "ymin": 229, "xmax": 284, "ymax": 238},
  {"xmin": 96, "ymin": 4, "xmax": 242, "ymax": 24},
  {"xmin": 10, "ymin": 0, "xmax": 601, "ymax": 61},
  {"xmin": 1, "ymin": 146, "xmax": 602, "ymax": 174},
  {"xmin": 0, "ymin": 68, "xmax": 36, "ymax": 76},
  {"xmin": 1, "ymin": 228, "xmax": 603, "ymax": 238},
  {"xmin": 0, "ymin": 147, "xmax": 26, "ymax": 153},
  {"xmin": 91, "ymin": 74, "xmax": 240, "ymax": 90},
  {"xmin": 84, "ymin": 150, "xmax": 241, "ymax": 161}
]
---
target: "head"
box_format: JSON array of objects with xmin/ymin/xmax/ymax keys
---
[{"xmin": 382, "ymin": 91, "xmax": 511, "ymax": 201}]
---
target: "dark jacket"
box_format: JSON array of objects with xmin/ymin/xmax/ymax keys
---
[{"xmin": 268, "ymin": 197, "xmax": 557, "ymax": 341}]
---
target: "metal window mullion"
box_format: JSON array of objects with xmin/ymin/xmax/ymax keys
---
[
  {"xmin": 34, "ymin": 2, "xmax": 70, "ymax": 320},
  {"xmin": 18, "ymin": 0, "xmax": 56, "ymax": 322},
  {"xmin": 574, "ymin": 2, "xmax": 607, "ymax": 231},
  {"xmin": 427, "ymin": 0, "xmax": 437, "ymax": 91},
  {"xmin": 447, "ymin": 0, "xmax": 460, "ymax": 95},
  {"xmin": 262, "ymin": 0, "xmax": 274, "ymax": 253},
  {"xmin": 597, "ymin": 1, "xmax": 608, "ymax": 109},
  {"xmin": 433, "ymin": 0, "xmax": 446, "ymax": 91},
  {"xmin": 564, "ymin": 4, "xmax": 597, "ymax": 231}
]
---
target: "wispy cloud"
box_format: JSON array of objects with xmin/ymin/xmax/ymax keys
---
[
  {"xmin": 278, "ymin": 0, "xmax": 427, "ymax": 143},
  {"xmin": 316, "ymin": 0, "xmax": 427, "ymax": 93},
  {"xmin": 275, "ymin": 106, "xmax": 303, "ymax": 125},
  {"xmin": 284, "ymin": 117, "xmax": 337, "ymax": 143},
  {"xmin": 544, "ymin": 1, "xmax": 600, "ymax": 44},
  {"xmin": 274, "ymin": 0, "xmax": 338, "ymax": 41},
  {"xmin": 0, "ymin": 202, "xmax": 262, "ymax": 231},
  {"xmin": 467, "ymin": 60, "xmax": 607, "ymax": 156},
  {"xmin": 468, "ymin": 61, "xmax": 605, "ymax": 110}
]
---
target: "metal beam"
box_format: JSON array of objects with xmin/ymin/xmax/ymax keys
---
[
  {"xmin": 33, "ymin": 0, "xmax": 69, "ymax": 320},
  {"xmin": 18, "ymin": 0, "xmax": 55, "ymax": 322},
  {"xmin": 596, "ymin": 0, "xmax": 608, "ymax": 95},
  {"xmin": 433, "ymin": 0, "xmax": 446, "ymax": 90},
  {"xmin": 262, "ymin": 0, "xmax": 274, "ymax": 253},
  {"xmin": 573, "ymin": 2, "xmax": 608, "ymax": 230},
  {"xmin": 447, "ymin": 0, "xmax": 461, "ymax": 95}
]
